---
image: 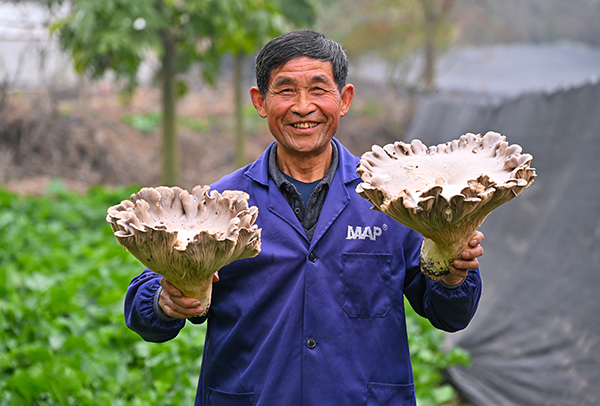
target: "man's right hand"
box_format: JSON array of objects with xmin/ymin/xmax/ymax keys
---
[{"xmin": 159, "ymin": 278, "xmax": 206, "ymax": 319}]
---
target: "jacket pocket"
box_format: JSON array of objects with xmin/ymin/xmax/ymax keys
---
[
  {"xmin": 368, "ymin": 382, "xmax": 416, "ymax": 406},
  {"xmin": 342, "ymin": 253, "xmax": 392, "ymax": 318},
  {"xmin": 208, "ymin": 387, "xmax": 254, "ymax": 406}
]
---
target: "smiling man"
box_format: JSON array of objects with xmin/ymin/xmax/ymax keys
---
[{"xmin": 124, "ymin": 29, "xmax": 484, "ymax": 406}]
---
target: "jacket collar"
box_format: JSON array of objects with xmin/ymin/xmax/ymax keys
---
[
  {"xmin": 244, "ymin": 138, "xmax": 360, "ymax": 186},
  {"xmin": 244, "ymin": 138, "xmax": 361, "ymax": 246}
]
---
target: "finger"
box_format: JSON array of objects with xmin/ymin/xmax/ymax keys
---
[
  {"xmin": 161, "ymin": 278, "xmax": 183, "ymax": 298},
  {"xmin": 469, "ymin": 231, "xmax": 485, "ymax": 247},
  {"xmin": 159, "ymin": 292, "xmax": 206, "ymax": 319},
  {"xmin": 161, "ymin": 286, "xmax": 204, "ymax": 311},
  {"xmin": 172, "ymin": 295, "xmax": 205, "ymax": 310},
  {"xmin": 164, "ymin": 303, "xmax": 206, "ymax": 319},
  {"xmin": 161, "ymin": 303, "xmax": 189, "ymax": 319},
  {"xmin": 459, "ymin": 244, "xmax": 484, "ymax": 261},
  {"xmin": 158, "ymin": 293, "xmax": 188, "ymax": 319},
  {"xmin": 453, "ymin": 257, "xmax": 480, "ymax": 271}
]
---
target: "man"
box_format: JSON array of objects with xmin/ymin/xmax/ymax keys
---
[{"xmin": 125, "ymin": 29, "xmax": 483, "ymax": 405}]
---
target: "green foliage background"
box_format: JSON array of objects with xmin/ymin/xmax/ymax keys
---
[{"xmin": 0, "ymin": 181, "xmax": 468, "ymax": 405}]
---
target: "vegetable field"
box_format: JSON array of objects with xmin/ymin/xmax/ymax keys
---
[{"xmin": 0, "ymin": 180, "xmax": 468, "ymax": 405}]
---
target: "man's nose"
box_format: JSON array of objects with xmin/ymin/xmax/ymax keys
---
[{"xmin": 291, "ymin": 91, "xmax": 316, "ymax": 116}]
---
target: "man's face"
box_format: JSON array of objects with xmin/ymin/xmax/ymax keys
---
[{"xmin": 250, "ymin": 56, "xmax": 354, "ymax": 158}]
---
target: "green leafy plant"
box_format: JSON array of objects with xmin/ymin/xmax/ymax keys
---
[
  {"xmin": 120, "ymin": 112, "xmax": 209, "ymax": 134},
  {"xmin": 405, "ymin": 297, "xmax": 471, "ymax": 405},
  {"xmin": 121, "ymin": 111, "xmax": 162, "ymax": 134},
  {"xmin": 178, "ymin": 115, "xmax": 209, "ymax": 134}
]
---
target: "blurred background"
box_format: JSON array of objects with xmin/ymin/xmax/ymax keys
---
[
  {"xmin": 2, "ymin": 0, "xmax": 599, "ymax": 192},
  {"xmin": 1, "ymin": 0, "xmax": 599, "ymax": 405}
]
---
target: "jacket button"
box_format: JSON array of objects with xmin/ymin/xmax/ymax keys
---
[
  {"xmin": 294, "ymin": 207, "xmax": 302, "ymax": 215},
  {"xmin": 308, "ymin": 252, "xmax": 317, "ymax": 262},
  {"xmin": 305, "ymin": 337, "xmax": 317, "ymax": 349}
]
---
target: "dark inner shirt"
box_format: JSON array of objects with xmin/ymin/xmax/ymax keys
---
[
  {"xmin": 268, "ymin": 142, "xmax": 339, "ymax": 241},
  {"xmin": 283, "ymin": 174, "xmax": 321, "ymax": 207}
]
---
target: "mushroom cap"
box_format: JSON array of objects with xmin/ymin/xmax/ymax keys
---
[
  {"xmin": 106, "ymin": 185, "xmax": 261, "ymax": 290},
  {"xmin": 356, "ymin": 131, "xmax": 536, "ymax": 242}
]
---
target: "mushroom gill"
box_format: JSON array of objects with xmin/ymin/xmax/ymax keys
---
[
  {"xmin": 107, "ymin": 185, "xmax": 261, "ymax": 315},
  {"xmin": 356, "ymin": 131, "xmax": 536, "ymax": 280}
]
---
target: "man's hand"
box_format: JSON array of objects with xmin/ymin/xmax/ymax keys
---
[
  {"xmin": 441, "ymin": 231, "xmax": 485, "ymax": 286},
  {"xmin": 159, "ymin": 278, "xmax": 206, "ymax": 319}
]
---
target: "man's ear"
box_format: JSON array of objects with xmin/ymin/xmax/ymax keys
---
[
  {"xmin": 339, "ymin": 83, "xmax": 355, "ymax": 117},
  {"xmin": 249, "ymin": 86, "xmax": 267, "ymax": 118}
]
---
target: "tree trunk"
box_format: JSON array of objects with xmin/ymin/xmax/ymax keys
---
[
  {"xmin": 422, "ymin": 30, "xmax": 436, "ymax": 93},
  {"xmin": 77, "ymin": 73, "xmax": 89, "ymax": 114},
  {"xmin": 160, "ymin": 30, "xmax": 178, "ymax": 186},
  {"xmin": 233, "ymin": 52, "xmax": 246, "ymax": 169},
  {"xmin": 419, "ymin": 0, "xmax": 455, "ymax": 93}
]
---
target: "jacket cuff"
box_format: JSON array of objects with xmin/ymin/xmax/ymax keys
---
[
  {"xmin": 438, "ymin": 276, "xmax": 467, "ymax": 290},
  {"xmin": 153, "ymin": 285, "xmax": 180, "ymax": 323}
]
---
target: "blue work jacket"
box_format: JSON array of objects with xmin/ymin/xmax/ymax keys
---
[{"xmin": 125, "ymin": 138, "xmax": 482, "ymax": 406}]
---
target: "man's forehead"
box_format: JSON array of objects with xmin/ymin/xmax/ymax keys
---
[{"xmin": 269, "ymin": 56, "xmax": 334, "ymax": 83}]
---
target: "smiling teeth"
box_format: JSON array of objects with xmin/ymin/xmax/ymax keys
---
[{"xmin": 293, "ymin": 122, "xmax": 318, "ymax": 129}]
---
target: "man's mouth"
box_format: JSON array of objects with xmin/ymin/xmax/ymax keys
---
[{"xmin": 292, "ymin": 122, "xmax": 319, "ymax": 129}]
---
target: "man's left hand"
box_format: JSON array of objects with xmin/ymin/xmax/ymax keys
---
[{"xmin": 441, "ymin": 230, "xmax": 485, "ymax": 286}]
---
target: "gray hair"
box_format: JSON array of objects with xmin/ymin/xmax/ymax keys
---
[{"xmin": 255, "ymin": 29, "xmax": 349, "ymax": 96}]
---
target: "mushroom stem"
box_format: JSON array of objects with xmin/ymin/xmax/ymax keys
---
[
  {"xmin": 171, "ymin": 272, "xmax": 219, "ymax": 317},
  {"xmin": 419, "ymin": 237, "xmax": 467, "ymax": 280},
  {"xmin": 418, "ymin": 216, "xmax": 484, "ymax": 280}
]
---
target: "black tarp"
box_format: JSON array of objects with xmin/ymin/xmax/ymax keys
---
[{"xmin": 405, "ymin": 81, "xmax": 600, "ymax": 406}]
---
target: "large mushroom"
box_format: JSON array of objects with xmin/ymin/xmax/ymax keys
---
[
  {"xmin": 107, "ymin": 185, "xmax": 261, "ymax": 315},
  {"xmin": 356, "ymin": 131, "xmax": 536, "ymax": 280}
]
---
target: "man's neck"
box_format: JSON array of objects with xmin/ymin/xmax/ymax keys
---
[{"xmin": 276, "ymin": 143, "xmax": 333, "ymax": 183}]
